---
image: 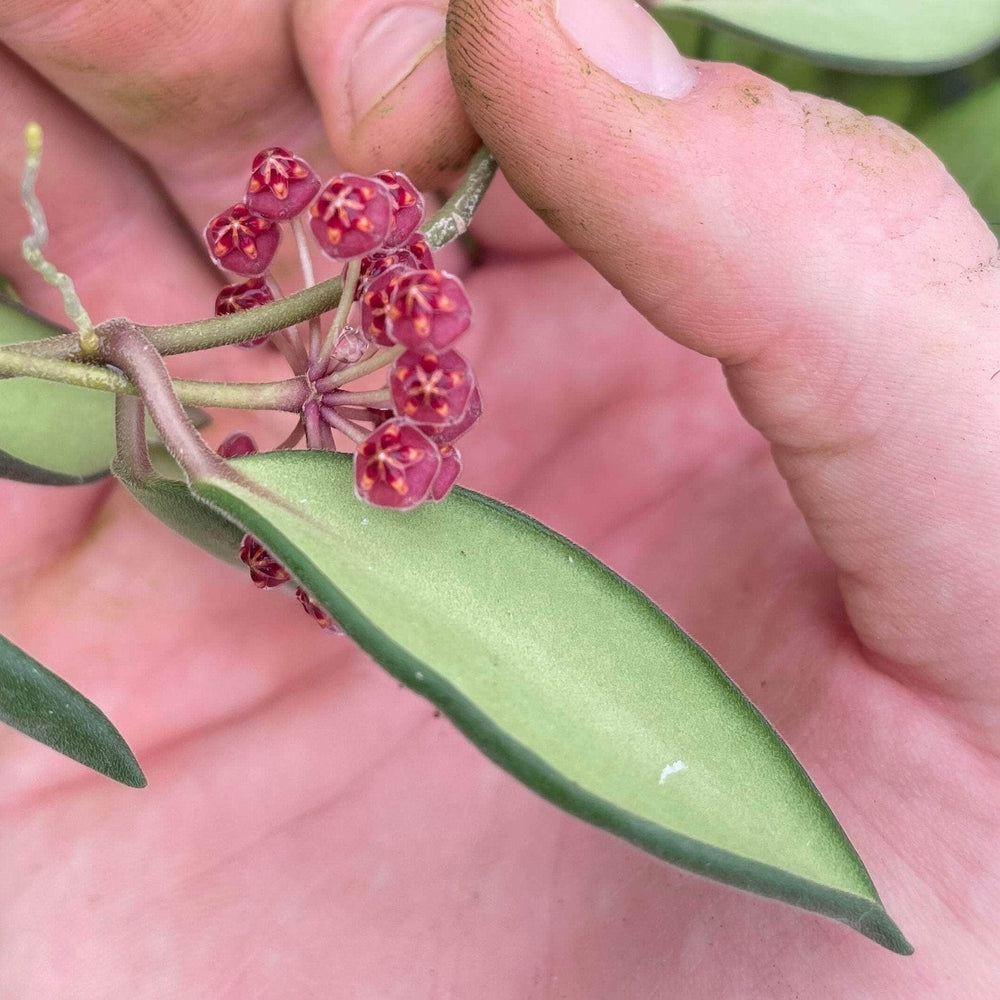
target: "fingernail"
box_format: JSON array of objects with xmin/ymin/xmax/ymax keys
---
[
  {"xmin": 555, "ymin": 0, "xmax": 697, "ymax": 99},
  {"xmin": 348, "ymin": 5, "xmax": 446, "ymax": 122}
]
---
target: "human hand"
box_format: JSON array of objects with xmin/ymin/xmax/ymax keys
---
[{"xmin": 1, "ymin": 0, "xmax": 998, "ymax": 996}]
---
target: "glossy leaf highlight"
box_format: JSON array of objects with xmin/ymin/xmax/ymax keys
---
[
  {"xmin": 0, "ymin": 633, "xmax": 146, "ymax": 787},
  {"xmin": 652, "ymin": 1, "xmax": 1000, "ymax": 72},
  {"xmin": 193, "ymin": 450, "xmax": 911, "ymax": 953}
]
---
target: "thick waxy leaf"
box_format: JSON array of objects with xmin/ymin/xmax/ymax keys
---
[
  {"xmin": 194, "ymin": 450, "xmax": 911, "ymax": 953},
  {"xmin": 660, "ymin": 15, "xmax": 936, "ymax": 127},
  {"xmin": 917, "ymin": 79, "xmax": 1000, "ymax": 230},
  {"xmin": 113, "ymin": 462, "xmax": 244, "ymax": 566},
  {"xmin": 0, "ymin": 300, "xmax": 114, "ymax": 484},
  {"xmin": 652, "ymin": 1, "xmax": 1000, "ymax": 72},
  {"xmin": 0, "ymin": 632, "xmax": 145, "ymax": 787},
  {"xmin": 0, "ymin": 299, "xmax": 210, "ymax": 484}
]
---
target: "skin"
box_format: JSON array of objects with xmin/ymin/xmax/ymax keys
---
[{"xmin": 1, "ymin": 0, "xmax": 999, "ymax": 995}]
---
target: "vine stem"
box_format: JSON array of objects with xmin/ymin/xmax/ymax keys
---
[
  {"xmin": 6, "ymin": 148, "xmax": 498, "ymax": 363},
  {"xmin": 112, "ymin": 393, "xmax": 154, "ymax": 484},
  {"xmin": 100, "ymin": 322, "xmax": 232, "ymax": 483},
  {"xmin": 0, "ymin": 347, "xmax": 308, "ymax": 410}
]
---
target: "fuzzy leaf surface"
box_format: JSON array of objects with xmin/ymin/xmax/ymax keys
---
[
  {"xmin": 0, "ymin": 633, "xmax": 145, "ymax": 787},
  {"xmin": 652, "ymin": 1, "xmax": 1000, "ymax": 72},
  {"xmin": 192, "ymin": 450, "xmax": 911, "ymax": 953}
]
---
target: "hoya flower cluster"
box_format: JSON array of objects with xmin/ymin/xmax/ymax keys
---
[
  {"xmin": 204, "ymin": 147, "xmax": 482, "ymax": 629},
  {"xmin": 203, "ymin": 147, "xmax": 480, "ymax": 511}
]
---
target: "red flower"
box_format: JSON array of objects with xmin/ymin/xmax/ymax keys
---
[
  {"xmin": 360, "ymin": 265, "xmax": 409, "ymax": 346},
  {"xmin": 389, "ymin": 349, "xmax": 475, "ymax": 427},
  {"xmin": 387, "ymin": 269, "xmax": 471, "ymax": 350},
  {"xmin": 430, "ymin": 443, "xmax": 462, "ymax": 502},
  {"xmin": 309, "ymin": 174, "xmax": 392, "ymax": 259},
  {"xmin": 295, "ymin": 587, "xmax": 343, "ymax": 633},
  {"xmin": 217, "ymin": 432, "xmax": 258, "ymax": 458},
  {"xmin": 358, "ymin": 235, "xmax": 434, "ymax": 296},
  {"xmin": 375, "ymin": 170, "xmax": 425, "ymax": 246},
  {"xmin": 239, "ymin": 535, "xmax": 291, "ymax": 589},
  {"xmin": 214, "ymin": 277, "xmax": 275, "ymax": 346},
  {"xmin": 215, "ymin": 277, "xmax": 274, "ymax": 315},
  {"xmin": 422, "ymin": 385, "xmax": 483, "ymax": 444},
  {"xmin": 205, "ymin": 204, "xmax": 280, "ymax": 276},
  {"xmin": 354, "ymin": 418, "xmax": 441, "ymax": 510},
  {"xmin": 245, "ymin": 147, "xmax": 320, "ymax": 220}
]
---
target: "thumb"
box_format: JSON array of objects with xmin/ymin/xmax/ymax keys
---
[
  {"xmin": 294, "ymin": 0, "xmax": 478, "ymax": 186},
  {"xmin": 447, "ymin": 0, "xmax": 1000, "ymax": 719}
]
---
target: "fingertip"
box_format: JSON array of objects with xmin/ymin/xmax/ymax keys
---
[
  {"xmin": 294, "ymin": 0, "xmax": 478, "ymax": 188},
  {"xmin": 344, "ymin": 39, "xmax": 480, "ymax": 186},
  {"xmin": 468, "ymin": 171, "xmax": 567, "ymax": 258}
]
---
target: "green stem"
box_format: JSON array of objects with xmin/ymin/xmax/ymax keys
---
[
  {"xmin": 0, "ymin": 346, "xmax": 308, "ymax": 410},
  {"xmin": 314, "ymin": 257, "xmax": 361, "ymax": 372},
  {"xmin": 321, "ymin": 387, "xmax": 391, "ymax": 407},
  {"xmin": 6, "ymin": 149, "xmax": 498, "ymax": 363},
  {"xmin": 315, "ymin": 344, "xmax": 404, "ymax": 391},
  {"xmin": 423, "ymin": 146, "xmax": 498, "ymax": 249}
]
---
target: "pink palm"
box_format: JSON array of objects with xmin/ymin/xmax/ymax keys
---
[{"xmin": 0, "ymin": 1, "xmax": 997, "ymax": 996}]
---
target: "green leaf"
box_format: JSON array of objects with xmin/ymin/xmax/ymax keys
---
[
  {"xmin": 0, "ymin": 300, "xmax": 114, "ymax": 484},
  {"xmin": 113, "ymin": 462, "xmax": 245, "ymax": 567},
  {"xmin": 0, "ymin": 276, "xmax": 21, "ymax": 302},
  {"xmin": 653, "ymin": 2, "xmax": 1000, "ymax": 73},
  {"xmin": 917, "ymin": 78, "xmax": 1000, "ymax": 228},
  {"xmin": 193, "ymin": 451, "xmax": 911, "ymax": 954},
  {"xmin": 0, "ymin": 632, "xmax": 146, "ymax": 787},
  {"xmin": 0, "ymin": 300, "xmax": 211, "ymax": 485}
]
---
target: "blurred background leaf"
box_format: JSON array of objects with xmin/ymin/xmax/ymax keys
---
[
  {"xmin": 652, "ymin": 1, "xmax": 1000, "ymax": 73},
  {"xmin": 657, "ymin": 12, "xmax": 1000, "ymax": 232}
]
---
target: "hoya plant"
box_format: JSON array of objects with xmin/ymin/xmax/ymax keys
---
[{"xmin": 1, "ymin": 1, "xmax": 998, "ymax": 974}]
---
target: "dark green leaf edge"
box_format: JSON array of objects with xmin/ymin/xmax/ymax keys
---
[
  {"xmin": 0, "ymin": 447, "xmax": 111, "ymax": 485},
  {"xmin": 113, "ymin": 464, "xmax": 245, "ymax": 567},
  {"xmin": 195, "ymin": 458, "xmax": 912, "ymax": 955},
  {"xmin": 0, "ymin": 633, "xmax": 146, "ymax": 788},
  {"xmin": 0, "ymin": 431, "xmax": 206, "ymax": 488},
  {"xmin": 652, "ymin": 7, "xmax": 1000, "ymax": 75}
]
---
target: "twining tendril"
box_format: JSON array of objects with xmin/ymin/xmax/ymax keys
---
[{"xmin": 20, "ymin": 123, "xmax": 98, "ymax": 356}]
